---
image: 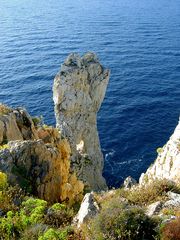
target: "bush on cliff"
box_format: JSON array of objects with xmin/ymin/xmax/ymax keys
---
[
  {"xmin": 0, "ymin": 196, "xmax": 77, "ymax": 240},
  {"xmin": 83, "ymin": 198, "xmax": 159, "ymax": 240},
  {"xmin": 0, "ymin": 172, "xmax": 26, "ymax": 213},
  {"xmin": 115, "ymin": 179, "xmax": 180, "ymax": 206},
  {"xmin": 0, "ymin": 172, "xmax": 79, "ymax": 240},
  {"xmin": 44, "ymin": 203, "xmax": 74, "ymax": 228}
]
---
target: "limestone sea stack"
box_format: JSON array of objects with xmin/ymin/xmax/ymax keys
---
[
  {"xmin": 139, "ymin": 118, "xmax": 180, "ymax": 186},
  {"xmin": 53, "ymin": 53, "xmax": 110, "ymax": 190}
]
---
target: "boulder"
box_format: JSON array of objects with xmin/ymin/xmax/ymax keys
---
[
  {"xmin": 146, "ymin": 201, "xmax": 162, "ymax": 217},
  {"xmin": 0, "ymin": 105, "xmax": 38, "ymax": 144},
  {"xmin": 123, "ymin": 176, "xmax": 137, "ymax": 189},
  {"xmin": 163, "ymin": 191, "xmax": 180, "ymax": 208},
  {"xmin": 53, "ymin": 52, "xmax": 110, "ymax": 191},
  {"xmin": 73, "ymin": 192, "xmax": 99, "ymax": 228}
]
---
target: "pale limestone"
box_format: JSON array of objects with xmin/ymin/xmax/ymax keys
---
[
  {"xmin": 73, "ymin": 192, "xmax": 99, "ymax": 228},
  {"xmin": 146, "ymin": 201, "xmax": 162, "ymax": 217},
  {"xmin": 53, "ymin": 53, "xmax": 110, "ymax": 190},
  {"xmin": 139, "ymin": 118, "xmax": 180, "ymax": 185},
  {"xmin": 0, "ymin": 108, "xmax": 38, "ymax": 144}
]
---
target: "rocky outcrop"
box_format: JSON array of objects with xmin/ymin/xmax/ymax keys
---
[
  {"xmin": 0, "ymin": 104, "xmax": 38, "ymax": 144},
  {"xmin": 0, "ymin": 139, "xmax": 84, "ymax": 204},
  {"xmin": 146, "ymin": 201, "xmax": 162, "ymax": 217},
  {"xmin": 73, "ymin": 192, "xmax": 99, "ymax": 228},
  {"xmin": 123, "ymin": 176, "xmax": 137, "ymax": 189},
  {"xmin": 0, "ymin": 105, "xmax": 84, "ymax": 204},
  {"xmin": 139, "ymin": 118, "xmax": 180, "ymax": 186},
  {"xmin": 164, "ymin": 191, "xmax": 180, "ymax": 208},
  {"xmin": 53, "ymin": 52, "xmax": 110, "ymax": 191}
]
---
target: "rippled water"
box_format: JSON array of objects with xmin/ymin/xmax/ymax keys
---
[{"xmin": 0, "ymin": 0, "xmax": 180, "ymax": 187}]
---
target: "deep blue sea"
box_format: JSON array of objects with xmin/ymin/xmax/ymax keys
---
[{"xmin": 0, "ymin": 0, "xmax": 180, "ymax": 187}]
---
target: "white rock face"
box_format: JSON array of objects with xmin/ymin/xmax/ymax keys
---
[
  {"xmin": 53, "ymin": 53, "xmax": 110, "ymax": 190},
  {"xmin": 146, "ymin": 201, "xmax": 162, "ymax": 217},
  {"xmin": 73, "ymin": 192, "xmax": 99, "ymax": 228},
  {"xmin": 164, "ymin": 191, "xmax": 180, "ymax": 208},
  {"xmin": 123, "ymin": 176, "xmax": 137, "ymax": 189},
  {"xmin": 0, "ymin": 107, "xmax": 38, "ymax": 144},
  {"xmin": 139, "ymin": 118, "xmax": 180, "ymax": 185}
]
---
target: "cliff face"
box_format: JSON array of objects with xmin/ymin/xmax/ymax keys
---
[
  {"xmin": 53, "ymin": 53, "xmax": 110, "ymax": 191},
  {"xmin": 0, "ymin": 105, "xmax": 84, "ymax": 204},
  {"xmin": 0, "ymin": 105, "xmax": 38, "ymax": 144},
  {"xmin": 139, "ymin": 119, "xmax": 180, "ymax": 185}
]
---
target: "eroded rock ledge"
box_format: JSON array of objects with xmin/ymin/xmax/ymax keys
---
[{"xmin": 53, "ymin": 52, "xmax": 110, "ymax": 191}]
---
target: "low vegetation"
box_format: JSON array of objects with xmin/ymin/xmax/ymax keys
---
[
  {"xmin": 82, "ymin": 200, "xmax": 159, "ymax": 240},
  {"xmin": 116, "ymin": 179, "xmax": 180, "ymax": 206},
  {"xmin": 0, "ymin": 172, "xmax": 81, "ymax": 240},
  {"xmin": 0, "ymin": 171, "xmax": 180, "ymax": 240},
  {"xmin": 0, "ymin": 104, "xmax": 12, "ymax": 116},
  {"xmin": 32, "ymin": 116, "xmax": 44, "ymax": 127},
  {"xmin": 160, "ymin": 218, "xmax": 180, "ymax": 240}
]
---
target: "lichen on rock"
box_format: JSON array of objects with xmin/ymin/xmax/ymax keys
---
[{"xmin": 53, "ymin": 52, "xmax": 110, "ymax": 191}]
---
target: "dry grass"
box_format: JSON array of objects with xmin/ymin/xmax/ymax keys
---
[{"xmin": 122, "ymin": 179, "xmax": 180, "ymax": 206}]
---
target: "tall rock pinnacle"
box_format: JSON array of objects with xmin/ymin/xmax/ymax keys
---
[{"xmin": 53, "ymin": 52, "xmax": 110, "ymax": 190}]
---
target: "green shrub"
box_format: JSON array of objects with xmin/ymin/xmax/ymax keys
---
[
  {"xmin": 0, "ymin": 197, "xmax": 47, "ymax": 239},
  {"xmin": 156, "ymin": 147, "xmax": 163, "ymax": 154},
  {"xmin": 21, "ymin": 198, "xmax": 47, "ymax": 224},
  {"xmin": 85, "ymin": 200, "xmax": 159, "ymax": 240},
  {"xmin": 0, "ymin": 211, "xmax": 28, "ymax": 240},
  {"xmin": 50, "ymin": 203, "xmax": 66, "ymax": 211},
  {"xmin": 22, "ymin": 198, "xmax": 47, "ymax": 213},
  {"xmin": 32, "ymin": 116, "xmax": 43, "ymax": 127},
  {"xmin": 29, "ymin": 206, "xmax": 46, "ymax": 224},
  {"xmin": 0, "ymin": 144, "xmax": 9, "ymax": 151},
  {"xmin": 44, "ymin": 204, "xmax": 74, "ymax": 228},
  {"xmin": 38, "ymin": 228, "xmax": 69, "ymax": 240}
]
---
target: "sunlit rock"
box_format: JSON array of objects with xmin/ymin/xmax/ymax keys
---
[{"xmin": 53, "ymin": 52, "xmax": 110, "ymax": 190}]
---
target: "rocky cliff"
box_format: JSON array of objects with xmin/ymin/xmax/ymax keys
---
[
  {"xmin": 53, "ymin": 52, "xmax": 110, "ymax": 191},
  {"xmin": 0, "ymin": 105, "xmax": 84, "ymax": 204},
  {"xmin": 139, "ymin": 118, "xmax": 180, "ymax": 186},
  {"xmin": 0, "ymin": 104, "xmax": 38, "ymax": 144}
]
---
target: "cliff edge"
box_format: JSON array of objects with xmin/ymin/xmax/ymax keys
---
[{"xmin": 139, "ymin": 118, "xmax": 180, "ymax": 186}]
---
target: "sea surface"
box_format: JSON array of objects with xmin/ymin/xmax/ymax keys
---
[{"xmin": 0, "ymin": 0, "xmax": 180, "ymax": 187}]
